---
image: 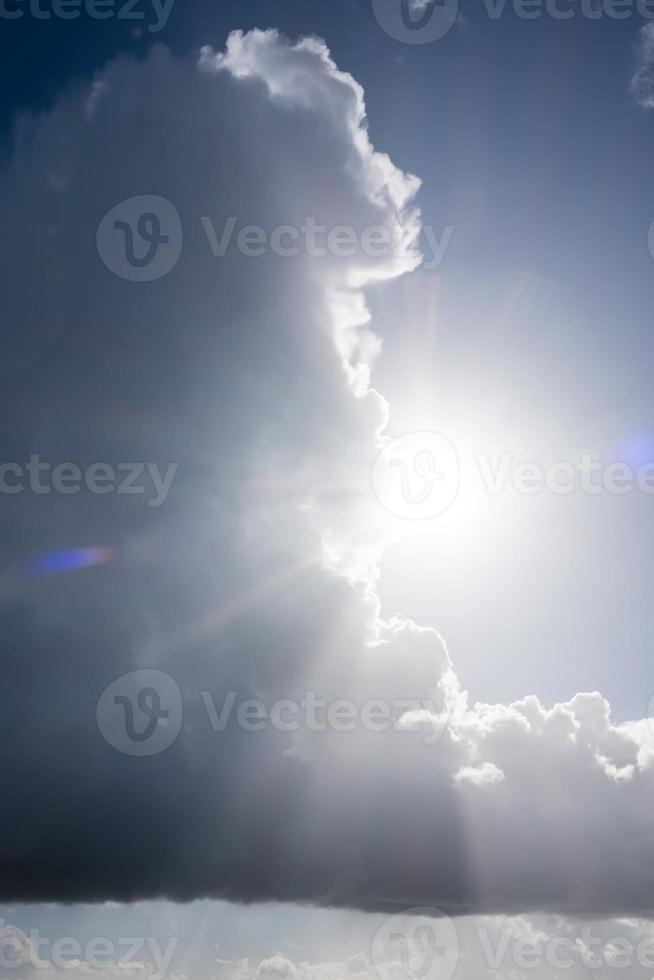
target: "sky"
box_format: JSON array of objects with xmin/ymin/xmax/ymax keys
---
[
  {"xmin": 6, "ymin": 0, "xmax": 653, "ymax": 714},
  {"xmin": 3, "ymin": 2, "xmax": 654, "ymax": 980}
]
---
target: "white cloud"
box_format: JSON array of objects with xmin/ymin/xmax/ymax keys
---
[
  {"xmin": 190, "ymin": 913, "xmax": 654, "ymax": 980},
  {"xmin": 630, "ymin": 22, "xmax": 654, "ymax": 108}
]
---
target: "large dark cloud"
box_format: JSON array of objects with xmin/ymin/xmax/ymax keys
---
[{"xmin": 1, "ymin": 29, "xmax": 653, "ymax": 918}]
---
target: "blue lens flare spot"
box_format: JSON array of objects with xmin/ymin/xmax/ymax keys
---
[{"xmin": 22, "ymin": 547, "xmax": 116, "ymax": 576}]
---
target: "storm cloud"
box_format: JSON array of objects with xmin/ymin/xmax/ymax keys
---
[{"xmin": 1, "ymin": 29, "xmax": 654, "ymax": 918}]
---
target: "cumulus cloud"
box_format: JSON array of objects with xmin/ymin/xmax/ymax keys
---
[
  {"xmin": 10, "ymin": 909, "xmax": 654, "ymax": 980},
  {"xmin": 1, "ymin": 27, "xmax": 654, "ymax": 919},
  {"xmin": 630, "ymin": 22, "xmax": 654, "ymax": 108},
  {"xmin": 184, "ymin": 914, "xmax": 654, "ymax": 980}
]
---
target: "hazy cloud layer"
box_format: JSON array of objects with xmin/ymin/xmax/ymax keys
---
[
  {"xmin": 2, "ymin": 28, "xmax": 654, "ymax": 917},
  {"xmin": 209, "ymin": 915, "xmax": 654, "ymax": 980}
]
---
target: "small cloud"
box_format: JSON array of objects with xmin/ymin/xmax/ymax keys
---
[
  {"xmin": 629, "ymin": 22, "xmax": 654, "ymax": 108},
  {"xmin": 455, "ymin": 762, "xmax": 506, "ymax": 787}
]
